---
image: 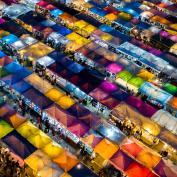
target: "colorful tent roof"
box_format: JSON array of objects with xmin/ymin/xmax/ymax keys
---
[
  {"xmin": 0, "ymin": 119, "xmax": 13, "ymax": 138},
  {"xmin": 116, "ymin": 70, "xmax": 133, "ymax": 81},
  {"xmin": 42, "ymin": 141, "xmax": 64, "ymax": 159},
  {"xmin": 94, "ymin": 139, "xmax": 119, "ymax": 159},
  {"xmin": 2, "ymin": 130, "xmax": 36, "ymax": 159},
  {"xmin": 110, "ymin": 149, "xmax": 133, "ymax": 171},
  {"xmin": 53, "ymin": 150, "xmax": 78, "ymax": 172},
  {"xmin": 127, "ymin": 76, "xmax": 145, "ymax": 88},
  {"xmin": 56, "ymin": 95, "xmax": 75, "ymax": 109},
  {"xmin": 163, "ymin": 83, "xmax": 177, "ymax": 95},
  {"xmin": 45, "ymin": 88, "xmax": 65, "ymax": 102},
  {"xmin": 27, "ymin": 131, "xmax": 52, "ymax": 149}
]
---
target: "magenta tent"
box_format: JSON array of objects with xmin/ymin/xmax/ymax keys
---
[
  {"xmin": 45, "ymin": 104, "xmax": 76, "ymax": 127},
  {"xmin": 125, "ymin": 96, "xmax": 157, "ymax": 117},
  {"xmin": 68, "ymin": 121, "xmax": 89, "ymax": 138},
  {"xmin": 110, "ymin": 149, "xmax": 133, "ymax": 171},
  {"xmin": 100, "ymin": 81, "xmax": 118, "ymax": 93},
  {"xmin": 154, "ymin": 159, "xmax": 177, "ymax": 177}
]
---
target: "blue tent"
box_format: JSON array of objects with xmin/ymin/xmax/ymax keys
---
[
  {"xmin": 50, "ymin": 9, "xmax": 63, "ymax": 18},
  {"xmin": 99, "ymin": 24, "xmax": 113, "ymax": 33},
  {"xmin": 1, "ymin": 74, "xmax": 23, "ymax": 85},
  {"xmin": 1, "ymin": 34, "xmax": 19, "ymax": 44},
  {"xmin": 89, "ymin": 7, "xmax": 107, "ymax": 17},
  {"xmin": 111, "ymin": 89, "xmax": 129, "ymax": 101},
  {"xmin": 96, "ymin": 122, "xmax": 125, "ymax": 144},
  {"xmin": 0, "ymin": 51, "xmax": 6, "ymax": 58},
  {"xmin": 48, "ymin": 51, "xmax": 65, "ymax": 61},
  {"xmin": 40, "ymin": 19, "xmax": 56, "ymax": 27},
  {"xmin": 4, "ymin": 62, "xmax": 23, "ymax": 74},
  {"xmin": 51, "ymin": 24, "xmax": 72, "ymax": 36},
  {"xmin": 139, "ymin": 82, "xmax": 173, "ymax": 105},
  {"xmin": 12, "ymin": 80, "xmax": 32, "ymax": 93},
  {"xmin": 68, "ymin": 62, "xmax": 84, "ymax": 73}
]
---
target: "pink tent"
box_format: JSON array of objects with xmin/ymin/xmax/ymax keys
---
[
  {"xmin": 154, "ymin": 159, "xmax": 177, "ymax": 177},
  {"xmin": 106, "ymin": 63, "xmax": 124, "ymax": 74},
  {"xmin": 110, "ymin": 149, "xmax": 133, "ymax": 171},
  {"xmin": 100, "ymin": 96, "xmax": 120, "ymax": 109},
  {"xmin": 89, "ymin": 88, "xmax": 109, "ymax": 101},
  {"xmin": 68, "ymin": 121, "xmax": 89, "ymax": 138},
  {"xmin": 45, "ymin": 104, "xmax": 76, "ymax": 127}
]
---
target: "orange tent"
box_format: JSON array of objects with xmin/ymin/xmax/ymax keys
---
[
  {"xmin": 53, "ymin": 150, "xmax": 78, "ymax": 172},
  {"xmin": 94, "ymin": 139, "xmax": 119, "ymax": 159}
]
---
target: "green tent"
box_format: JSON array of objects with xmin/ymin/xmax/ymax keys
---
[
  {"xmin": 116, "ymin": 70, "xmax": 133, "ymax": 81},
  {"xmin": 0, "ymin": 67, "xmax": 9, "ymax": 78},
  {"xmin": 0, "ymin": 120, "xmax": 14, "ymax": 138},
  {"xmin": 128, "ymin": 77, "xmax": 145, "ymax": 88},
  {"xmin": 163, "ymin": 83, "xmax": 177, "ymax": 95}
]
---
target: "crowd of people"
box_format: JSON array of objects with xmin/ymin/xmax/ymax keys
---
[{"xmin": 0, "ymin": 144, "xmax": 34, "ymax": 177}]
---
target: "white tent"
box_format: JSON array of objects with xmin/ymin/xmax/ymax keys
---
[{"xmin": 151, "ymin": 110, "xmax": 177, "ymax": 135}]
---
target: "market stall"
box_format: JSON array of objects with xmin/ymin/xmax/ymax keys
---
[{"xmin": 0, "ymin": 119, "xmax": 14, "ymax": 138}]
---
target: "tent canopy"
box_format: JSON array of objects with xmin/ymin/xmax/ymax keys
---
[
  {"xmin": 0, "ymin": 120, "xmax": 13, "ymax": 138},
  {"xmin": 2, "ymin": 130, "xmax": 36, "ymax": 159},
  {"xmin": 163, "ymin": 83, "xmax": 177, "ymax": 95},
  {"xmin": 100, "ymin": 81, "xmax": 118, "ymax": 93},
  {"xmin": 94, "ymin": 139, "xmax": 119, "ymax": 159},
  {"xmin": 127, "ymin": 77, "xmax": 145, "ymax": 88},
  {"xmin": 116, "ymin": 70, "xmax": 133, "ymax": 81},
  {"xmin": 152, "ymin": 110, "xmax": 177, "ymax": 135},
  {"xmin": 139, "ymin": 82, "xmax": 173, "ymax": 105},
  {"xmin": 12, "ymin": 80, "xmax": 32, "ymax": 94}
]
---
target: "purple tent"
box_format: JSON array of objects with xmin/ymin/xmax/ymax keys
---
[
  {"xmin": 2, "ymin": 130, "xmax": 36, "ymax": 159},
  {"xmin": 125, "ymin": 96, "xmax": 157, "ymax": 117},
  {"xmin": 154, "ymin": 159, "xmax": 177, "ymax": 177},
  {"xmin": 106, "ymin": 63, "xmax": 124, "ymax": 74},
  {"xmin": 100, "ymin": 96, "xmax": 120, "ymax": 109},
  {"xmin": 89, "ymin": 88, "xmax": 109, "ymax": 101},
  {"xmin": 67, "ymin": 103, "xmax": 100, "ymax": 127},
  {"xmin": 23, "ymin": 88, "xmax": 52, "ymax": 109}
]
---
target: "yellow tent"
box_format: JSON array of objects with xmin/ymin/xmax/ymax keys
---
[
  {"xmin": 105, "ymin": 13, "xmax": 118, "ymax": 21},
  {"xmin": 16, "ymin": 121, "xmax": 39, "ymax": 138},
  {"xmin": 25, "ymin": 150, "xmax": 52, "ymax": 172},
  {"xmin": 84, "ymin": 24, "xmax": 97, "ymax": 36},
  {"xmin": 42, "ymin": 141, "xmax": 64, "ymax": 159},
  {"xmin": 25, "ymin": 73, "xmax": 53, "ymax": 94},
  {"xmin": 65, "ymin": 41, "xmax": 84, "ymax": 52},
  {"xmin": 0, "ymin": 120, "xmax": 13, "ymax": 138},
  {"xmin": 56, "ymin": 96, "xmax": 75, "ymax": 109},
  {"xmin": 66, "ymin": 32, "xmax": 82, "ymax": 41},
  {"xmin": 137, "ymin": 69, "xmax": 155, "ymax": 82},
  {"xmin": 94, "ymin": 139, "xmax": 119, "ymax": 160},
  {"xmin": 75, "ymin": 37, "xmax": 90, "ymax": 46},
  {"xmin": 27, "ymin": 131, "xmax": 52, "ymax": 148},
  {"xmin": 45, "ymin": 88, "xmax": 65, "ymax": 102},
  {"xmin": 100, "ymin": 33, "xmax": 113, "ymax": 41},
  {"xmin": 74, "ymin": 20, "xmax": 88, "ymax": 29}
]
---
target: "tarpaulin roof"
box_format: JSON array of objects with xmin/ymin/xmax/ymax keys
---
[
  {"xmin": 127, "ymin": 77, "xmax": 145, "ymax": 88},
  {"xmin": 2, "ymin": 130, "xmax": 36, "ymax": 159},
  {"xmin": 100, "ymin": 81, "xmax": 118, "ymax": 93},
  {"xmin": 168, "ymin": 97, "xmax": 177, "ymax": 110},
  {"xmin": 139, "ymin": 82, "xmax": 173, "ymax": 105},
  {"xmin": 12, "ymin": 80, "xmax": 32, "ymax": 93},
  {"xmin": 100, "ymin": 96, "xmax": 120, "ymax": 109},
  {"xmin": 154, "ymin": 159, "xmax": 177, "ymax": 177},
  {"xmin": 16, "ymin": 121, "xmax": 39, "ymax": 138},
  {"xmin": 96, "ymin": 122, "xmax": 125, "ymax": 144},
  {"xmin": 163, "ymin": 83, "xmax": 177, "ymax": 95},
  {"xmin": 25, "ymin": 150, "xmax": 52, "ymax": 172},
  {"xmin": 4, "ymin": 113, "xmax": 27, "ymax": 128},
  {"xmin": 1, "ymin": 74, "xmax": 23, "ymax": 85},
  {"xmin": 125, "ymin": 96, "xmax": 157, "ymax": 117},
  {"xmin": 45, "ymin": 88, "xmax": 65, "ymax": 102},
  {"xmin": 110, "ymin": 149, "xmax": 133, "ymax": 171},
  {"xmin": 56, "ymin": 96, "xmax": 75, "ymax": 110},
  {"xmin": 106, "ymin": 63, "xmax": 124, "ymax": 74},
  {"xmin": 53, "ymin": 150, "xmax": 78, "ymax": 172},
  {"xmin": 137, "ymin": 69, "xmax": 155, "ymax": 81},
  {"xmin": 1, "ymin": 34, "xmax": 19, "ymax": 44},
  {"xmin": 45, "ymin": 104, "xmax": 76, "ymax": 127},
  {"xmin": 27, "ymin": 131, "xmax": 52, "ymax": 149},
  {"xmin": 0, "ymin": 56, "xmax": 13, "ymax": 67},
  {"xmin": 82, "ymin": 134, "xmax": 103, "ymax": 148},
  {"xmin": 125, "ymin": 162, "xmax": 158, "ymax": 177},
  {"xmin": 116, "ymin": 70, "xmax": 133, "ymax": 81},
  {"xmin": 4, "ymin": 62, "xmax": 23, "ymax": 74},
  {"xmin": 94, "ymin": 139, "xmax": 119, "ymax": 159},
  {"xmin": 42, "ymin": 141, "xmax": 64, "ymax": 159},
  {"xmin": 152, "ymin": 110, "xmax": 177, "ymax": 135},
  {"xmin": 67, "ymin": 103, "xmax": 100, "ymax": 127},
  {"xmin": 25, "ymin": 73, "xmax": 53, "ymax": 94},
  {"xmin": 0, "ymin": 120, "xmax": 13, "ymax": 138},
  {"xmin": 23, "ymin": 88, "xmax": 53, "ymax": 109},
  {"xmin": 113, "ymin": 103, "xmax": 161, "ymax": 136},
  {"xmin": 89, "ymin": 88, "xmax": 110, "ymax": 101},
  {"xmin": 37, "ymin": 56, "xmax": 55, "ymax": 67},
  {"xmin": 68, "ymin": 121, "xmax": 89, "ymax": 137}
]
